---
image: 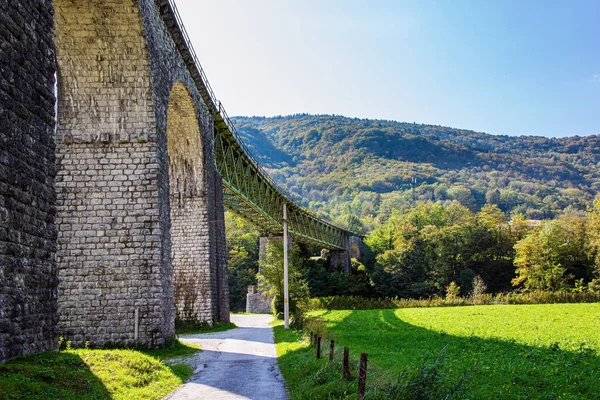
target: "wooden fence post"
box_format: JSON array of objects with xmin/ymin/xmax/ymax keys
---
[
  {"xmin": 329, "ymin": 340, "xmax": 335, "ymax": 363},
  {"xmin": 357, "ymin": 353, "xmax": 368, "ymax": 399},
  {"xmin": 343, "ymin": 346, "xmax": 350, "ymax": 380},
  {"xmin": 316, "ymin": 336, "xmax": 322, "ymax": 359}
]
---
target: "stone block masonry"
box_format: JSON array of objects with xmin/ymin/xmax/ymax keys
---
[
  {"xmin": 172, "ymin": 197, "xmax": 213, "ymax": 322},
  {"xmin": 0, "ymin": 0, "xmax": 58, "ymax": 362},
  {"xmin": 55, "ymin": 142, "xmax": 172, "ymax": 347}
]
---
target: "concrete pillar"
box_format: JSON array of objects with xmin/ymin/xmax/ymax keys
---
[{"xmin": 329, "ymin": 250, "xmax": 351, "ymax": 273}]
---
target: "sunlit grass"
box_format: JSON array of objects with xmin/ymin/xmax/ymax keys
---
[
  {"xmin": 392, "ymin": 303, "xmax": 600, "ymax": 352},
  {"xmin": 275, "ymin": 303, "xmax": 600, "ymax": 399}
]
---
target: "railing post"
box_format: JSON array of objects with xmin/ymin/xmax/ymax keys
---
[
  {"xmin": 343, "ymin": 346, "xmax": 350, "ymax": 380},
  {"xmin": 329, "ymin": 340, "xmax": 335, "ymax": 363},
  {"xmin": 358, "ymin": 353, "xmax": 368, "ymax": 399},
  {"xmin": 316, "ymin": 336, "xmax": 322, "ymax": 359}
]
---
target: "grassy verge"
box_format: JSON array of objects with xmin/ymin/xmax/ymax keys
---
[
  {"xmin": 0, "ymin": 341, "xmax": 202, "ymax": 400},
  {"xmin": 274, "ymin": 323, "xmax": 356, "ymax": 399},
  {"xmin": 274, "ymin": 303, "xmax": 600, "ymax": 399},
  {"xmin": 175, "ymin": 321, "xmax": 237, "ymax": 335}
]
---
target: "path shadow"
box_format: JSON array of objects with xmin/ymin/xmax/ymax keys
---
[{"xmin": 292, "ymin": 308, "xmax": 600, "ymax": 399}]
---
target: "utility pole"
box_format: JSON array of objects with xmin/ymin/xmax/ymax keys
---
[
  {"xmin": 283, "ymin": 202, "xmax": 289, "ymax": 329},
  {"xmin": 412, "ymin": 175, "xmax": 417, "ymax": 203}
]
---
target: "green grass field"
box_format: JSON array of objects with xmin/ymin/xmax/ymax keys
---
[
  {"xmin": 0, "ymin": 340, "xmax": 201, "ymax": 400},
  {"xmin": 274, "ymin": 303, "xmax": 600, "ymax": 399}
]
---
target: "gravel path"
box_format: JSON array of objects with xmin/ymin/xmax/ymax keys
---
[{"xmin": 164, "ymin": 314, "xmax": 288, "ymax": 400}]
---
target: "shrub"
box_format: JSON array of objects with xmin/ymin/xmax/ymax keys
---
[
  {"xmin": 305, "ymin": 290, "xmax": 600, "ymax": 311},
  {"xmin": 471, "ymin": 275, "xmax": 488, "ymax": 305},
  {"xmin": 445, "ymin": 282, "xmax": 461, "ymax": 299}
]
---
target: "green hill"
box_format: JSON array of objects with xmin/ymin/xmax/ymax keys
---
[{"xmin": 232, "ymin": 114, "xmax": 600, "ymax": 226}]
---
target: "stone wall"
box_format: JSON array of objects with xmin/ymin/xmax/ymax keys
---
[
  {"xmin": 171, "ymin": 198, "xmax": 213, "ymax": 322},
  {"xmin": 0, "ymin": 0, "xmax": 58, "ymax": 362},
  {"xmin": 246, "ymin": 285, "xmax": 272, "ymax": 314}
]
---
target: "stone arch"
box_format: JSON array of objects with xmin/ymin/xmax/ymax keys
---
[
  {"xmin": 53, "ymin": 0, "xmax": 174, "ymax": 347},
  {"xmin": 167, "ymin": 82, "xmax": 204, "ymax": 199},
  {"xmin": 166, "ymin": 82, "xmax": 213, "ymax": 325},
  {"xmin": 54, "ymin": 0, "xmax": 155, "ymax": 140}
]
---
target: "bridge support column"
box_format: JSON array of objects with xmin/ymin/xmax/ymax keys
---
[
  {"xmin": 329, "ymin": 235, "xmax": 364, "ymax": 274},
  {"xmin": 329, "ymin": 234, "xmax": 351, "ymax": 274},
  {"xmin": 329, "ymin": 250, "xmax": 351, "ymax": 274},
  {"xmin": 0, "ymin": 0, "xmax": 58, "ymax": 363},
  {"xmin": 53, "ymin": 0, "xmax": 177, "ymax": 348}
]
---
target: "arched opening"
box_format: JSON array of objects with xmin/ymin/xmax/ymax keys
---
[{"xmin": 167, "ymin": 82, "xmax": 211, "ymax": 325}]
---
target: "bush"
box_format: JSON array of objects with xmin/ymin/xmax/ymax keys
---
[
  {"xmin": 445, "ymin": 282, "xmax": 461, "ymax": 299},
  {"xmin": 272, "ymin": 292, "xmax": 307, "ymax": 330}
]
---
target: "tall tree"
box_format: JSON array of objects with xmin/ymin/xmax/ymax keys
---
[
  {"xmin": 225, "ymin": 212, "xmax": 260, "ymax": 311},
  {"xmin": 257, "ymin": 241, "xmax": 309, "ymax": 318},
  {"xmin": 512, "ymin": 216, "xmax": 591, "ymax": 290},
  {"xmin": 588, "ymin": 197, "xmax": 600, "ymax": 274}
]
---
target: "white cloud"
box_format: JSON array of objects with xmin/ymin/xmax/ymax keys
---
[{"xmin": 593, "ymin": 74, "xmax": 600, "ymax": 82}]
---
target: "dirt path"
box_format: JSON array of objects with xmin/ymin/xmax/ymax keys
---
[{"xmin": 164, "ymin": 314, "xmax": 287, "ymax": 400}]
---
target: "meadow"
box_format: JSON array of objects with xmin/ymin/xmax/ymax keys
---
[{"xmin": 274, "ymin": 303, "xmax": 600, "ymax": 399}]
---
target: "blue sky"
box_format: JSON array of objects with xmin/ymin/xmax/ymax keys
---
[{"xmin": 175, "ymin": 0, "xmax": 599, "ymax": 138}]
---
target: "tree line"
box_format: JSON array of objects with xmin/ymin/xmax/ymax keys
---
[{"xmin": 226, "ymin": 196, "xmax": 600, "ymax": 311}]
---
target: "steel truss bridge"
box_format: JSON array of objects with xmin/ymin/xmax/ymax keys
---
[{"xmin": 163, "ymin": 0, "xmax": 349, "ymax": 250}]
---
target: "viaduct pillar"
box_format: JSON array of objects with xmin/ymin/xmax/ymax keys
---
[
  {"xmin": 0, "ymin": 0, "xmax": 58, "ymax": 363},
  {"xmin": 53, "ymin": 0, "xmax": 228, "ymax": 347},
  {"xmin": 329, "ymin": 235, "xmax": 364, "ymax": 273}
]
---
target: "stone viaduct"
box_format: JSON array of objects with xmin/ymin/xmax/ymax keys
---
[{"xmin": 0, "ymin": 0, "xmax": 356, "ymax": 363}]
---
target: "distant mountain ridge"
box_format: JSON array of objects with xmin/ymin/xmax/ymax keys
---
[{"xmin": 232, "ymin": 114, "xmax": 600, "ymax": 224}]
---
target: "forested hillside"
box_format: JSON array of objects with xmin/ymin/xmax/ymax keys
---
[{"xmin": 233, "ymin": 115, "xmax": 600, "ymax": 228}]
